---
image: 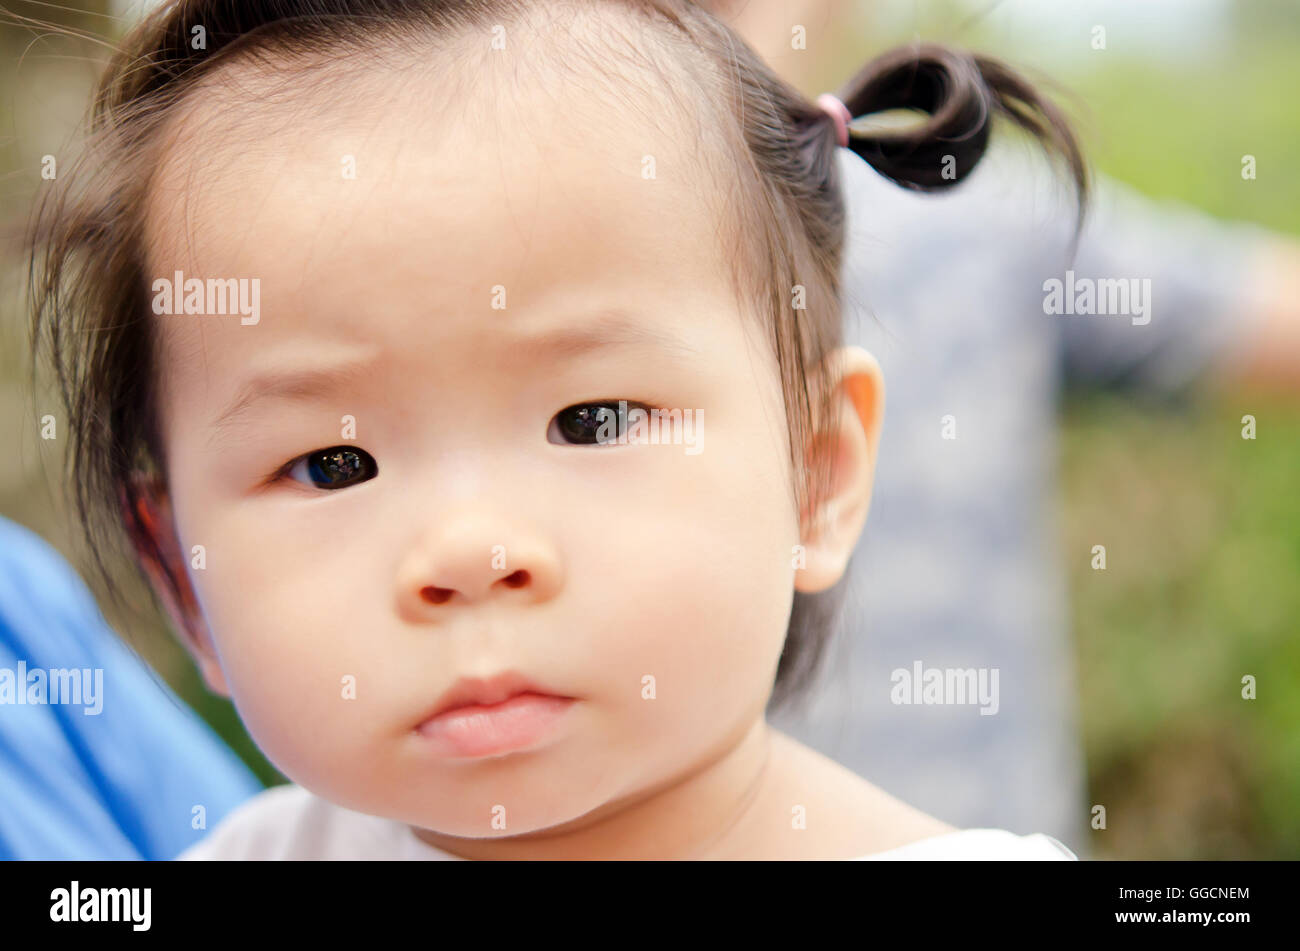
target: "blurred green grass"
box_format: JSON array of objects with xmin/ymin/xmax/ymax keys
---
[
  {"xmin": 1061, "ymin": 391, "xmax": 1300, "ymax": 859},
  {"xmin": 1048, "ymin": 3, "xmax": 1300, "ymax": 860},
  {"xmin": 877, "ymin": 0, "xmax": 1300, "ymax": 859}
]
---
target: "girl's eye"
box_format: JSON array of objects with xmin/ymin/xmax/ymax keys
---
[
  {"xmin": 548, "ymin": 401, "xmax": 649, "ymax": 446},
  {"xmin": 284, "ymin": 447, "xmax": 378, "ymax": 490}
]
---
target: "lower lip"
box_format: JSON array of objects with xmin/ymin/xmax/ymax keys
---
[{"xmin": 415, "ymin": 693, "xmax": 576, "ymax": 758}]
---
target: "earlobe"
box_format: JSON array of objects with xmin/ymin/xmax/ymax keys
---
[
  {"xmin": 121, "ymin": 474, "xmax": 230, "ymax": 697},
  {"xmin": 793, "ymin": 346, "xmax": 885, "ymax": 594}
]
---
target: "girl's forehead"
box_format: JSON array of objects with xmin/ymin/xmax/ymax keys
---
[
  {"xmin": 143, "ymin": 37, "xmax": 729, "ymax": 279},
  {"xmin": 147, "ymin": 90, "xmax": 720, "ymax": 299},
  {"xmin": 143, "ymin": 56, "xmax": 746, "ymax": 404}
]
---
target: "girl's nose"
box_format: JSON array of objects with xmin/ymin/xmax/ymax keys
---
[
  {"xmin": 419, "ymin": 568, "xmax": 531, "ymax": 605},
  {"xmin": 395, "ymin": 523, "xmax": 563, "ymax": 621}
]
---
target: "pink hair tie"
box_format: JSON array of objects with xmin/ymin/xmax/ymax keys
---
[{"xmin": 816, "ymin": 93, "xmax": 852, "ymax": 148}]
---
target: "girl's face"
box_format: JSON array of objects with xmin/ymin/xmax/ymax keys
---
[{"xmin": 141, "ymin": 52, "xmax": 855, "ymax": 843}]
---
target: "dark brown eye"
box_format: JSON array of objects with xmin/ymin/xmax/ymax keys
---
[
  {"xmin": 549, "ymin": 403, "xmax": 621, "ymax": 445},
  {"xmin": 286, "ymin": 447, "xmax": 377, "ymax": 489},
  {"xmin": 549, "ymin": 401, "xmax": 657, "ymax": 446}
]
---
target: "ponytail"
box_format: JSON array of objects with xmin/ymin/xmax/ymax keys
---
[{"xmin": 827, "ymin": 43, "xmax": 1089, "ymax": 225}]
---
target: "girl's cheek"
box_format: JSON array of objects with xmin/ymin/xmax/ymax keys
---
[{"xmin": 189, "ymin": 535, "xmax": 373, "ymax": 753}]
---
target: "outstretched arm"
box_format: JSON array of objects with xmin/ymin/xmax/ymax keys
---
[{"xmin": 1217, "ymin": 238, "xmax": 1300, "ymax": 393}]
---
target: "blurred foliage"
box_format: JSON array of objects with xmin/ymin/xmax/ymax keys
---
[
  {"xmin": 1061, "ymin": 392, "xmax": 1300, "ymax": 859},
  {"xmin": 1033, "ymin": 1, "xmax": 1299, "ymax": 861},
  {"xmin": 1069, "ymin": 43, "xmax": 1300, "ymax": 236},
  {"xmin": 846, "ymin": 0, "xmax": 1300, "ymax": 861}
]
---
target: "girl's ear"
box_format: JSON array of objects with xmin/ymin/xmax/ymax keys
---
[
  {"xmin": 120, "ymin": 474, "xmax": 230, "ymax": 697},
  {"xmin": 794, "ymin": 345, "xmax": 885, "ymax": 594}
]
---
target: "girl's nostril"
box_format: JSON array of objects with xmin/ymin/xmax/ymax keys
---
[
  {"xmin": 420, "ymin": 586, "xmax": 454, "ymax": 605},
  {"xmin": 502, "ymin": 570, "xmax": 530, "ymax": 588}
]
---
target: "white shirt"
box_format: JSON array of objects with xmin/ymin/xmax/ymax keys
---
[{"xmin": 178, "ymin": 784, "xmax": 1077, "ymax": 860}]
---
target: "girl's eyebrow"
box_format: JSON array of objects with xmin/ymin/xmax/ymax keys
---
[
  {"xmin": 205, "ymin": 313, "xmax": 697, "ymax": 442},
  {"xmin": 521, "ymin": 312, "xmax": 700, "ymax": 361},
  {"xmin": 208, "ymin": 358, "xmax": 377, "ymax": 444}
]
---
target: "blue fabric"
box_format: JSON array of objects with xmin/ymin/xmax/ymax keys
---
[{"xmin": 0, "ymin": 516, "xmax": 262, "ymax": 859}]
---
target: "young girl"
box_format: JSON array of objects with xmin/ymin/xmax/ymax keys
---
[{"xmin": 27, "ymin": 0, "xmax": 1085, "ymax": 860}]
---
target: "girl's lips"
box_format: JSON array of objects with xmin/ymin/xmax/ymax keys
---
[{"xmin": 415, "ymin": 692, "xmax": 576, "ymax": 758}]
